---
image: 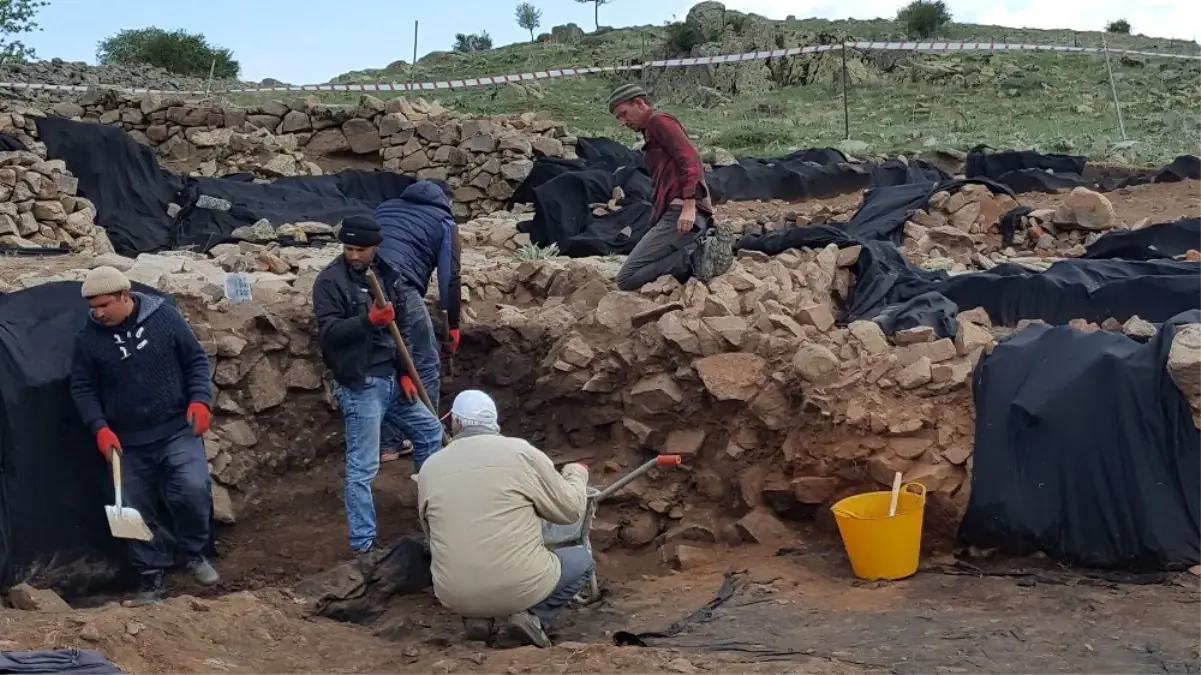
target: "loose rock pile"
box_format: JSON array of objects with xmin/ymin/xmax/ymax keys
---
[
  {"xmin": 0, "ymin": 149, "xmax": 114, "ymax": 253},
  {"xmin": 898, "ymin": 184, "xmax": 1189, "ymax": 274},
  {"xmin": 0, "ymin": 59, "xmax": 254, "ymax": 104},
  {"xmin": 6, "ymin": 92, "xmax": 573, "ymax": 220}
]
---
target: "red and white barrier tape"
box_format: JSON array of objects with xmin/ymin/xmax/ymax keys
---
[{"xmin": 0, "ymin": 40, "xmax": 1195, "ymax": 95}]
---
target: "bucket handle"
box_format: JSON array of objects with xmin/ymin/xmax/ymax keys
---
[{"xmin": 830, "ymin": 482, "xmax": 928, "ymax": 520}]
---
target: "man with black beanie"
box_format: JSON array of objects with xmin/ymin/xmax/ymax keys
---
[{"xmin": 313, "ymin": 214, "xmax": 445, "ymax": 556}]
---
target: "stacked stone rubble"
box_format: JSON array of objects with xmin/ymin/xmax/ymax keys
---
[
  {"xmin": 0, "ymin": 149, "xmax": 114, "ymax": 254},
  {"xmin": 2, "ymin": 92, "xmax": 573, "ymax": 220}
]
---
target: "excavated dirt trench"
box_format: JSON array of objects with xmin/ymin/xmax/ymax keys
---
[{"xmin": 176, "ymin": 321, "xmax": 965, "ymax": 606}]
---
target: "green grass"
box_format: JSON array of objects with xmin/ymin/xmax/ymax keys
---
[{"xmin": 231, "ymin": 15, "xmax": 1201, "ymax": 165}]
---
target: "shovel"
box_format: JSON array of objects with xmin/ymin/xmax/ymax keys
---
[
  {"xmin": 364, "ymin": 269, "xmax": 451, "ymax": 446},
  {"xmin": 105, "ymin": 449, "xmax": 153, "ymax": 541}
]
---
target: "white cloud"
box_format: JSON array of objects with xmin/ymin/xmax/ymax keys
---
[{"xmin": 692, "ymin": 0, "xmax": 1201, "ymax": 41}]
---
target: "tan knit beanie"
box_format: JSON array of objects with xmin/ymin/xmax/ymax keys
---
[{"xmin": 81, "ymin": 266, "xmax": 131, "ymax": 298}]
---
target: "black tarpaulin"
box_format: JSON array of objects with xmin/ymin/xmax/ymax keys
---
[
  {"xmin": 525, "ymin": 166, "xmax": 654, "ymax": 256},
  {"xmin": 736, "ymin": 180, "xmax": 1201, "ymax": 336},
  {"xmin": 35, "ymin": 116, "xmax": 180, "ymax": 255},
  {"xmin": 965, "ymin": 144, "xmax": 1201, "ymax": 194},
  {"xmin": 0, "ymin": 281, "xmax": 213, "ymax": 586},
  {"xmin": 938, "ymin": 258, "xmax": 1201, "ymax": 327},
  {"xmin": 959, "ymin": 311, "xmax": 1201, "ymax": 569},
  {"xmin": 0, "ymin": 281, "xmax": 130, "ymax": 583},
  {"xmin": 35, "ymin": 116, "xmax": 416, "ymax": 256},
  {"xmin": 1082, "ymin": 217, "xmax": 1201, "ymax": 261},
  {"xmin": 965, "ymin": 144, "xmax": 1087, "ymax": 179}
]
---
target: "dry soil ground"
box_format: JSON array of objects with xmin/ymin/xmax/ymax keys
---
[{"xmin": 1, "ymin": 180, "xmax": 1199, "ymax": 674}]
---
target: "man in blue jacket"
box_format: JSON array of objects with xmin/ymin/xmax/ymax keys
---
[
  {"xmin": 374, "ymin": 180, "xmax": 462, "ymax": 460},
  {"xmin": 313, "ymin": 216, "xmax": 444, "ymax": 556},
  {"xmin": 70, "ymin": 266, "xmax": 217, "ymax": 605}
]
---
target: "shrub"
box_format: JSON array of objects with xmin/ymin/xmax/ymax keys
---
[
  {"xmin": 452, "ymin": 31, "xmax": 493, "ymax": 53},
  {"xmin": 896, "ymin": 0, "xmax": 952, "ymax": 39},
  {"xmin": 96, "ymin": 28, "xmax": 240, "ymax": 78},
  {"xmin": 1106, "ymin": 19, "xmax": 1131, "ymax": 34}
]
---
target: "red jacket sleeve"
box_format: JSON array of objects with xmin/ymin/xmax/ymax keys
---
[{"xmin": 645, "ymin": 114, "xmax": 708, "ymax": 201}]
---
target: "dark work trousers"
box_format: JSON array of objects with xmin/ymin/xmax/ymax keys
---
[
  {"xmin": 120, "ymin": 428, "xmax": 213, "ymax": 571},
  {"xmin": 615, "ymin": 208, "xmax": 710, "ymax": 291}
]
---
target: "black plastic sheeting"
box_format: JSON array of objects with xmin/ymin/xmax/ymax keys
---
[
  {"xmin": 35, "ymin": 116, "xmax": 416, "ymax": 256},
  {"xmin": 1082, "ymin": 217, "xmax": 1201, "ymax": 261},
  {"xmin": 736, "ymin": 179, "xmax": 1201, "ymax": 337},
  {"xmin": 512, "ymin": 139, "xmax": 949, "ymax": 256},
  {"xmin": 525, "ymin": 167, "xmax": 655, "ymax": 256},
  {"xmin": 960, "ymin": 311, "xmax": 1201, "ymax": 570},
  {"xmin": 0, "ymin": 281, "xmax": 216, "ymax": 587},
  {"xmin": 966, "ymin": 145, "xmax": 1201, "ymax": 194}
]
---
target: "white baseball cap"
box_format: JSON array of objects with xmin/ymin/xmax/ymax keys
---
[{"xmin": 451, "ymin": 389, "xmax": 499, "ymax": 428}]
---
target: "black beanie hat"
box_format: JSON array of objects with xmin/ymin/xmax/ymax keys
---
[{"xmin": 338, "ymin": 215, "xmax": 382, "ymax": 246}]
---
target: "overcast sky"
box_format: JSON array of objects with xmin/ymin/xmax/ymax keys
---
[{"xmin": 22, "ymin": 0, "xmax": 1201, "ymax": 85}]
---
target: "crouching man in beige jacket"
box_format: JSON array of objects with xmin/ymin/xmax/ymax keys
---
[{"xmin": 417, "ymin": 389, "xmax": 592, "ymax": 648}]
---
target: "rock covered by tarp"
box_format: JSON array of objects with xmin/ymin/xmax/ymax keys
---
[
  {"xmin": 960, "ymin": 310, "xmax": 1201, "ymax": 569},
  {"xmin": 34, "ymin": 116, "xmax": 416, "ymax": 256}
]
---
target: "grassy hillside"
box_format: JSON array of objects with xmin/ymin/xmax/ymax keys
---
[{"xmin": 301, "ymin": 7, "xmax": 1201, "ymax": 163}]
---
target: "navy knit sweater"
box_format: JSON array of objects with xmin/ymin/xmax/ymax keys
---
[{"xmin": 70, "ymin": 293, "xmax": 212, "ymax": 447}]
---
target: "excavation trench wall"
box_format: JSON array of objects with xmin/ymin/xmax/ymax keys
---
[
  {"xmin": 159, "ymin": 240, "xmax": 984, "ymax": 562},
  {"xmin": 5, "ymin": 233, "xmax": 987, "ymax": 593}
]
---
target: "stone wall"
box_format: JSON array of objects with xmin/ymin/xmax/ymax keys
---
[
  {"xmin": 0, "ymin": 93, "xmax": 571, "ymax": 221},
  {"xmin": 0, "ymin": 149, "xmax": 113, "ymax": 252}
]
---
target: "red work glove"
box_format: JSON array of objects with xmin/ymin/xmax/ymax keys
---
[
  {"xmin": 367, "ymin": 302, "xmax": 395, "ymax": 327},
  {"xmin": 96, "ymin": 427, "xmax": 121, "ymax": 460},
  {"xmin": 187, "ymin": 402, "xmax": 211, "ymax": 436},
  {"xmin": 399, "ymin": 375, "xmax": 418, "ymax": 402},
  {"xmin": 446, "ymin": 328, "xmax": 461, "ymax": 355}
]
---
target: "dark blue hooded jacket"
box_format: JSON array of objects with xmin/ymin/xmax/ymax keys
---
[
  {"xmin": 374, "ymin": 180, "xmax": 461, "ymax": 329},
  {"xmin": 69, "ymin": 292, "xmax": 212, "ymax": 447}
]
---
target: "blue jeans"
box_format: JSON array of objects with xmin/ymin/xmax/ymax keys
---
[
  {"xmin": 528, "ymin": 546, "xmax": 595, "ymax": 625},
  {"xmin": 335, "ymin": 375, "xmax": 443, "ymax": 552},
  {"xmin": 382, "ymin": 287, "xmax": 443, "ymax": 451},
  {"xmin": 120, "ymin": 428, "xmax": 213, "ymax": 571}
]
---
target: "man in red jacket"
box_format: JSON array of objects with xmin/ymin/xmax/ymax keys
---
[{"xmin": 607, "ymin": 84, "xmax": 734, "ymax": 291}]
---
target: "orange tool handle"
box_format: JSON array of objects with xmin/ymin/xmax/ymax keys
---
[{"xmin": 656, "ymin": 454, "xmax": 682, "ymax": 466}]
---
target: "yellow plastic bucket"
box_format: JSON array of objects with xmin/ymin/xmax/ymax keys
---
[{"xmin": 830, "ymin": 483, "xmax": 927, "ymax": 580}]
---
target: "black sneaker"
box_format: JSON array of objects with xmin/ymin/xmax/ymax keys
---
[
  {"xmin": 130, "ymin": 569, "xmax": 164, "ymax": 606},
  {"xmin": 462, "ymin": 617, "xmax": 497, "ymax": 642},
  {"xmin": 691, "ymin": 220, "xmax": 736, "ymax": 283}
]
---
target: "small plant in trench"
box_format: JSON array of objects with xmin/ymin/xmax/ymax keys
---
[{"xmin": 513, "ymin": 242, "xmax": 560, "ymax": 260}]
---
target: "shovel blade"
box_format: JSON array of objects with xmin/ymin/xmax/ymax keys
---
[{"xmin": 106, "ymin": 505, "xmax": 154, "ymax": 541}]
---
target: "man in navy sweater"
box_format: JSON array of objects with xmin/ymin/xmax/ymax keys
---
[
  {"xmin": 70, "ymin": 266, "xmax": 217, "ymax": 604},
  {"xmin": 374, "ymin": 180, "xmax": 461, "ymax": 460}
]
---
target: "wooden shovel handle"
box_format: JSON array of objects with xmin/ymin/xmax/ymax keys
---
[{"xmin": 364, "ymin": 269, "xmax": 450, "ymax": 446}]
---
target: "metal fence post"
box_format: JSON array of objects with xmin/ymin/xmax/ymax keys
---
[
  {"xmin": 841, "ymin": 42, "xmax": 851, "ymax": 140},
  {"xmin": 1100, "ymin": 33, "xmax": 1128, "ymax": 141},
  {"xmin": 410, "ymin": 20, "xmax": 419, "ymax": 92}
]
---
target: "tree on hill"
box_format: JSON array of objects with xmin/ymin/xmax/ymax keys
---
[
  {"xmin": 452, "ymin": 31, "xmax": 493, "ymax": 52},
  {"xmin": 96, "ymin": 28, "xmax": 240, "ymax": 78},
  {"xmin": 574, "ymin": 0, "xmax": 610, "ymax": 31},
  {"xmin": 516, "ymin": 3, "xmax": 542, "ymax": 42},
  {"xmin": 0, "ymin": 0, "xmax": 49, "ymax": 63},
  {"xmin": 1106, "ymin": 19, "xmax": 1131, "ymax": 34},
  {"xmin": 897, "ymin": 0, "xmax": 952, "ymax": 39}
]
